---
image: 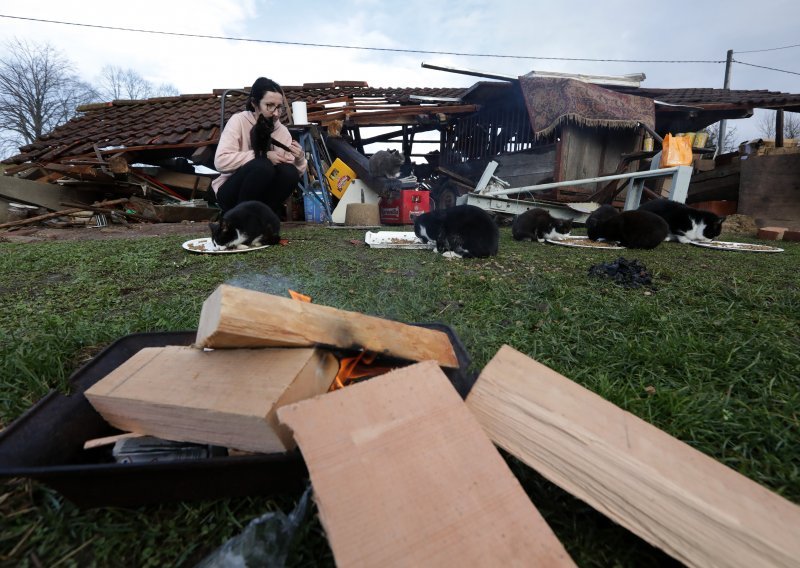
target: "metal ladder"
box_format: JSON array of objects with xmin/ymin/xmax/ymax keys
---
[{"xmin": 293, "ymin": 126, "xmax": 333, "ymax": 222}]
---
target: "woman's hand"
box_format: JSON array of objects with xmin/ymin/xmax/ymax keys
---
[
  {"xmin": 289, "ymin": 140, "xmax": 307, "ymax": 166},
  {"xmin": 266, "ymin": 150, "xmax": 295, "ymax": 165}
]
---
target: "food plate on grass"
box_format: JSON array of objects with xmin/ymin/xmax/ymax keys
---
[
  {"xmin": 181, "ymin": 237, "xmax": 271, "ymax": 254},
  {"xmin": 546, "ymin": 235, "xmax": 625, "ymax": 249},
  {"xmin": 689, "ymin": 240, "xmax": 784, "ymax": 253},
  {"xmin": 365, "ymin": 231, "xmax": 435, "ymax": 249}
]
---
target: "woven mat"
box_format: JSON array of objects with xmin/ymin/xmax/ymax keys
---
[{"xmin": 519, "ymin": 75, "xmax": 655, "ymax": 138}]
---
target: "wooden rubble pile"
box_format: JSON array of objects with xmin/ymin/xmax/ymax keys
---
[
  {"xmin": 0, "ymin": 157, "xmax": 217, "ymax": 230},
  {"xmin": 82, "ymin": 284, "xmax": 800, "ymax": 567}
]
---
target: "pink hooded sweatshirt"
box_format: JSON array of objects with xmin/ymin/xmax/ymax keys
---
[{"xmin": 211, "ymin": 110, "xmax": 308, "ymax": 195}]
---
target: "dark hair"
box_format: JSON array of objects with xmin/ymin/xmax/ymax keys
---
[{"xmin": 247, "ymin": 77, "xmax": 282, "ymax": 111}]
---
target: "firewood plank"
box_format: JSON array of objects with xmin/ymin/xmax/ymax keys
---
[
  {"xmin": 277, "ymin": 360, "xmax": 574, "ymax": 567},
  {"xmin": 195, "ymin": 284, "xmax": 459, "ymax": 368},
  {"xmin": 85, "ymin": 345, "xmax": 338, "ymax": 453},
  {"xmin": 465, "ymin": 345, "xmax": 800, "ymax": 568}
]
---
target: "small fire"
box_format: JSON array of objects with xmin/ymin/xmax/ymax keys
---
[
  {"xmin": 288, "ymin": 289, "xmax": 312, "ymax": 302},
  {"xmin": 329, "ymin": 351, "xmax": 394, "ymax": 391},
  {"xmin": 285, "ymin": 289, "xmax": 396, "ymax": 390}
]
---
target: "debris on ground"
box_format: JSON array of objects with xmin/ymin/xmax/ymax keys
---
[
  {"xmin": 588, "ymin": 257, "xmax": 654, "ymax": 289},
  {"xmin": 722, "ymin": 214, "xmax": 758, "ymax": 236}
]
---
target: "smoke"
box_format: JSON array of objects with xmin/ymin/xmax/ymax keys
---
[{"xmin": 225, "ymin": 269, "xmax": 306, "ymax": 297}]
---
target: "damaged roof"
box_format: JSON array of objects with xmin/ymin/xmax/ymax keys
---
[
  {"xmin": 613, "ymin": 86, "xmax": 800, "ymax": 111},
  {"xmin": 5, "ymin": 80, "xmax": 800, "ymax": 167},
  {"xmin": 2, "ymin": 83, "xmax": 473, "ymax": 166}
]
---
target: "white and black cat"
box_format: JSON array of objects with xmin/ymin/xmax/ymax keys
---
[
  {"xmin": 586, "ymin": 205, "xmax": 669, "ymax": 249},
  {"xmin": 209, "ymin": 200, "xmax": 281, "ymax": 249},
  {"xmin": 369, "ymin": 149, "xmax": 404, "ymax": 178},
  {"xmin": 414, "ymin": 205, "xmax": 499, "ymax": 258},
  {"xmin": 512, "ymin": 208, "xmax": 572, "ymax": 242},
  {"xmin": 637, "ymin": 199, "xmax": 724, "ymax": 243}
]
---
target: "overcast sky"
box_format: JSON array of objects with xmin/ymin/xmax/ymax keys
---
[{"xmin": 2, "ymin": 0, "xmax": 799, "ymax": 145}]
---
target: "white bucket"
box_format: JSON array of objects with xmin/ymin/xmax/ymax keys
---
[{"xmin": 292, "ymin": 101, "xmax": 308, "ymax": 125}]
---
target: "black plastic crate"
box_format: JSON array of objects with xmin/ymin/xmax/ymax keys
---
[{"xmin": 0, "ymin": 324, "xmax": 474, "ymax": 508}]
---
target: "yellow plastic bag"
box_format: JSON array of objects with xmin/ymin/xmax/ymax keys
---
[{"xmin": 661, "ymin": 133, "xmax": 693, "ymax": 167}]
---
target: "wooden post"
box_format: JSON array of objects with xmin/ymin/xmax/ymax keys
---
[
  {"xmin": 717, "ymin": 49, "xmax": 734, "ymax": 156},
  {"xmin": 776, "ymin": 109, "xmax": 785, "ymax": 148}
]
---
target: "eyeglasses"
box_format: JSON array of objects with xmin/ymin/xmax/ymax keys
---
[{"xmin": 262, "ymin": 102, "xmax": 281, "ymax": 113}]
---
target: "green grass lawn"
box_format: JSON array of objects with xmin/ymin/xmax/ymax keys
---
[{"xmin": 1, "ymin": 224, "xmax": 798, "ymax": 567}]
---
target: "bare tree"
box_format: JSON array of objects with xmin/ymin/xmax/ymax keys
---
[
  {"xmin": 0, "ymin": 38, "xmax": 96, "ymax": 160},
  {"xmin": 96, "ymin": 65, "xmax": 179, "ymax": 101},
  {"xmin": 758, "ymin": 110, "xmax": 800, "ymax": 140},
  {"xmin": 757, "ymin": 111, "xmax": 776, "ymax": 139},
  {"xmin": 704, "ymin": 122, "xmax": 739, "ymax": 153}
]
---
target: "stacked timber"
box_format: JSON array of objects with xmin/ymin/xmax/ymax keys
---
[{"xmin": 686, "ymin": 154, "xmax": 740, "ymax": 204}]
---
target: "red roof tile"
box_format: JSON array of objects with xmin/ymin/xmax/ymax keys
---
[{"xmin": 3, "ymin": 85, "xmax": 471, "ymax": 165}]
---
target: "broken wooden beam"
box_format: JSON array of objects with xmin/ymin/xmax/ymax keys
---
[
  {"xmin": 59, "ymin": 201, "xmax": 155, "ymax": 224},
  {"xmin": 0, "ymin": 198, "xmax": 129, "ymax": 230},
  {"xmin": 38, "ymin": 162, "xmax": 117, "ymax": 183},
  {"xmin": 277, "ymin": 360, "xmax": 575, "ymax": 567},
  {"xmin": 465, "ymin": 345, "xmax": 800, "ymax": 568},
  {"xmin": 195, "ymin": 284, "xmax": 460, "ymax": 368}
]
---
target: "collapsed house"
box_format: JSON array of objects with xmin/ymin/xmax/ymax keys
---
[{"xmin": 2, "ymin": 71, "xmax": 800, "ymax": 228}]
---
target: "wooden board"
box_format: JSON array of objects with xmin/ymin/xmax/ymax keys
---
[
  {"xmin": 558, "ymin": 124, "xmax": 639, "ymax": 196},
  {"xmin": 739, "ymin": 153, "xmax": 800, "ymax": 227},
  {"xmin": 277, "ymin": 360, "xmax": 574, "ymax": 567},
  {"xmin": 195, "ymin": 284, "xmax": 459, "ymax": 368},
  {"xmin": 494, "ymin": 145, "xmax": 557, "ymax": 188},
  {"xmin": 153, "ymin": 170, "xmax": 212, "ymax": 192},
  {"xmin": 465, "ymin": 345, "xmax": 800, "ymax": 568},
  {"xmin": 85, "ymin": 345, "xmax": 338, "ymax": 453},
  {"xmin": 0, "ymin": 174, "xmax": 89, "ymax": 220}
]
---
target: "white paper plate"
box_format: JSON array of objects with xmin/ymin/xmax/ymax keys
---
[
  {"xmin": 181, "ymin": 237, "xmax": 271, "ymax": 254},
  {"xmin": 365, "ymin": 231, "xmax": 435, "ymax": 249},
  {"xmin": 689, "ymin": 240, "xmax": 784, "ymax": 253},
  {"xmin": 546, "ymin": 235, "xmax": 625, "ymax": 249}
]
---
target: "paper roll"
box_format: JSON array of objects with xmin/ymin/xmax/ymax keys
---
[{"xmin": 292, "ymin": 101, "xmax": 308, "ymax": 125}]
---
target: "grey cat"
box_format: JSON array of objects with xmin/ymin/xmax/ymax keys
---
[
  {"xmin": 369, "ymin": 149, "xmax": 404, "ymax": 178},
  {"xmin": 512, "ymin": 208, "xmax": 572, "ymax": 242}
]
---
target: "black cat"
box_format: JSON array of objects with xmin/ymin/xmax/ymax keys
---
[
  {"xmin": 585, "ymin": 205, "xmax": 620, "ymax": 241},
  {"xmin": 590, "ymin": 210, "xmax": 669, "ymax": 249},
  {"xmin": 209, "ymin": 201, "xmax": 280, "ymax": 249},
  {"xmin": 512, "ymin": 208, "xmax": 572, "ymax": 242},
  {"xmin": 637, "ymin": 199, "xmax": 724, "ymax": 243},
  {"xmin": 250, "ymin": 115, "xmax": 274, "ymax": 158},
  {"xmin": 414, "ymin": 205, "xmax": 499, "ymax": 258}
]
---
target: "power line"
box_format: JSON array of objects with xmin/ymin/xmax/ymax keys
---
[
  {"xmin": 735, "ymin": 43, "xmax": 800, "ymax": 54},
  {"xmin": 0, "ymin": 14, "xmax": 725, "ymax": 64},
  {"xmin": 733, "ymin": 59, "xmax": 800, "ymax": 77}
]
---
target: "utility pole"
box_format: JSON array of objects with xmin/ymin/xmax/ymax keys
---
[{"xmin": 717, "ymin": 49, "xmax": 733, "ymax": 156}]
